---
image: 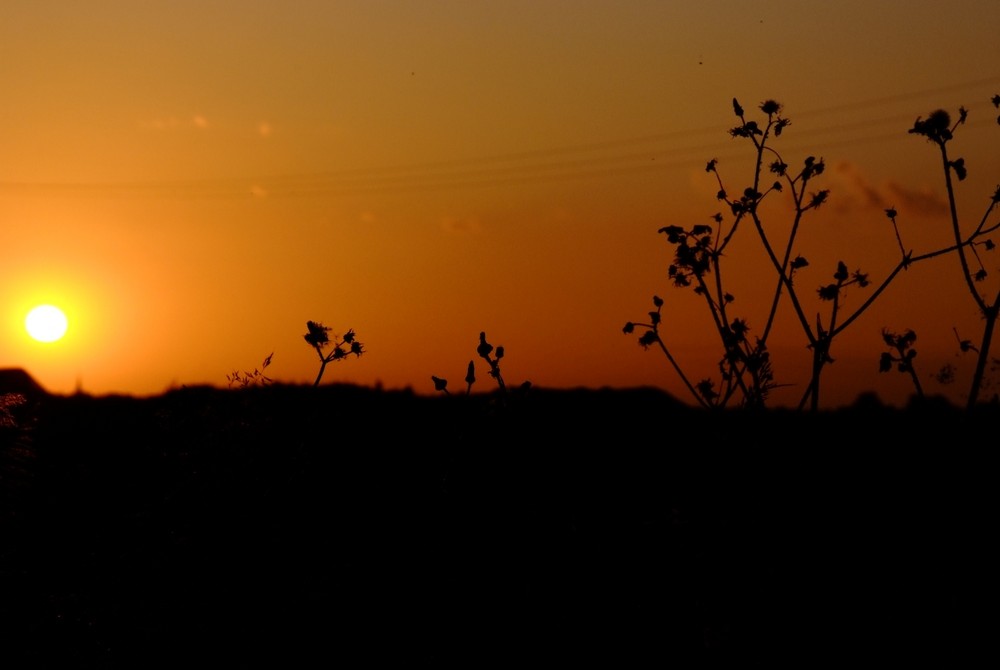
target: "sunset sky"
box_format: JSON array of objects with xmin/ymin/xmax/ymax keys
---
[{"xmin": 2, "ymin": 1, "xmax": 999, "ymax": 409}]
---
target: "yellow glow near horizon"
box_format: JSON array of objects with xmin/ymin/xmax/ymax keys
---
[{"xmin": 25, "ymin": 305, "xmax": 69, "ymax": 343}]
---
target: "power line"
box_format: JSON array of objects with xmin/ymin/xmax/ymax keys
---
[{"xmin": 2, "ymin": 76, "xmax": 997, "ymax": 199}]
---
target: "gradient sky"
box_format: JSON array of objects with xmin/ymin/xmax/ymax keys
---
[{"xmin": 2, "ymin": 0, "xmax": 999, "ymax": 409}]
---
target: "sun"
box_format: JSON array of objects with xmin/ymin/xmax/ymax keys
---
[{"xmin": 25, "ymin": 304, "xmax": 69, "ymax": 343}]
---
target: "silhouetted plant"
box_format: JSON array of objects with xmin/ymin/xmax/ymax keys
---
[
  {"xmin": 627, "ymin": 98, "xmax": 968, "ymax": 410},
  {"xmin": 304, "ymin": 321, "xmax": 364, "ymax": 387},
  {"xmin": 476, "ymin": 331, "xmax": 508, "ymax": 395},
  {"xmin": 227, "ymin": 352, "xmax": 274, "ymax": 388},
  {"xmin": 878, "ymin": 329, "xmax": 923, "ymax": 399},
  {"xmin": 432, "ymin": 331, "xmax": 530, "ymax": 404},
  {"xmin": 432, "ymin": 360, "xmax": 475, "ymax": 396},
  {"xmin": 903, "ymin": 95, "xmax": 1000, "ymax": 408}
]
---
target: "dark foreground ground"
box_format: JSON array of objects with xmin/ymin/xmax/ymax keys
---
[{"xmin": 1, "ymin": 383, "xmax": 996, "ymax": 666}]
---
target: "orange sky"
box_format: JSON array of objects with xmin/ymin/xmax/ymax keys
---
[{"xmin": 2, "ymin": 1, "xmax": 999, "ymax": 409}]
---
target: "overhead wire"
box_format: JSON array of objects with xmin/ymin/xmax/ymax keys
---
[{"xmin": 1, "ymin": 75, "xmax": 997, "ymax": 200}]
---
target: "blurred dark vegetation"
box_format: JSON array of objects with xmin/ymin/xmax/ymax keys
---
[{"xmin": 1, "ymin": 383, "xmax": 995, "ymax": 666}]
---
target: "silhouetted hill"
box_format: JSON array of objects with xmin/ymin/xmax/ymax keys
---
[
  {"xmin": 1, "ymin": 383, "xmax": 994, "ymax": 665},
  {"xmin": 0, "ymin": 367, "xmax": 48, "ymax": 400}
]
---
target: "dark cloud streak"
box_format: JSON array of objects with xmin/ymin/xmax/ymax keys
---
[{"xmin": 831, "ymin": 160, "xmax": 948, "ymax": 217}]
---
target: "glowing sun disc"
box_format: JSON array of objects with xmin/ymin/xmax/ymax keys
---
[{"xmin": 26, "ymin": 305, "xmax": 69, "ymax": 343}]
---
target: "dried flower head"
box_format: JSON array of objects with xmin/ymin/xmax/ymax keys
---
[{"xmin": 304, "ymin": 320, "xmax": 331, "ymax": 347}]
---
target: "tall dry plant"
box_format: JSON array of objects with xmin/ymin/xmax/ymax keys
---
[
  {"xmin": 892, "ymin": 96, "xmax": 1000, "ymax": 408},
  {"xmin": 626, "ymin": 98, "xmax": 976, "ymax": 411}
]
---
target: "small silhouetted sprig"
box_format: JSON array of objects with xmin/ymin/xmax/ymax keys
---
[
  {"xmin": 884, "ymin": 207, "xmax": 912, "ymax": 263},
  {"xmin": 304, "ymin": 320, "xmax": 364, "ymax": 387},
  {"xmin": 624, "ymin": 296, "xmax": 716, "ymax": 409},
  {"xmin": 431, "ymin": 360, "xmax": 476, "ymax": 396},
  {"xmin": 878, "ymin": 328, "xmax": 923, "ymax": 399},
  {"xmin": 465, "ymin": 360, "xmax": 476, "ymax": 392},
  {"xmin": 660, "ymin": 224, "xmax": 716, "ymax": 288},
  {"xmin": 816, "ymin": 261, "xmax": 870, "ymax": 301},
  {"xmin": 476, "ymin": 331, "xmax": 508, "ymax": 393},
  {"xmin": 953, "ymin": 326, "xmax": 979, "ymax": 354},
  {"xmin": 227, "ymin": 352, "xmax": 274, "ymax": 388},
  {"xmin": 432, "ymin": 331, "xmax": 531, "ymax": 403},
  {"xmin": 909, "ymin": 108, "xmax": 965, "ymax": 146}
]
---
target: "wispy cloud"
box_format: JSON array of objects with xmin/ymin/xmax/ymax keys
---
[
  {"xmin": 882, "ymin": 180, "xmax": 950, "ymax": 217},
  {"xmin": 140, "ymin": 114, "xmax": 212, "ymax": 131},
  {"xmin": 142, "ymin": 115, "xmax": 276, "ymax": 139},
  {"xmin": 440, "ymin": 215, "xmax": 481, "ymax": 234},
  {"xmin": 830, "ymin": 161, "xmax": 948, "ymax": 217},
  {"xmin": 140, "ymin": 116, "xmax": 182, "ymax": 130}
]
